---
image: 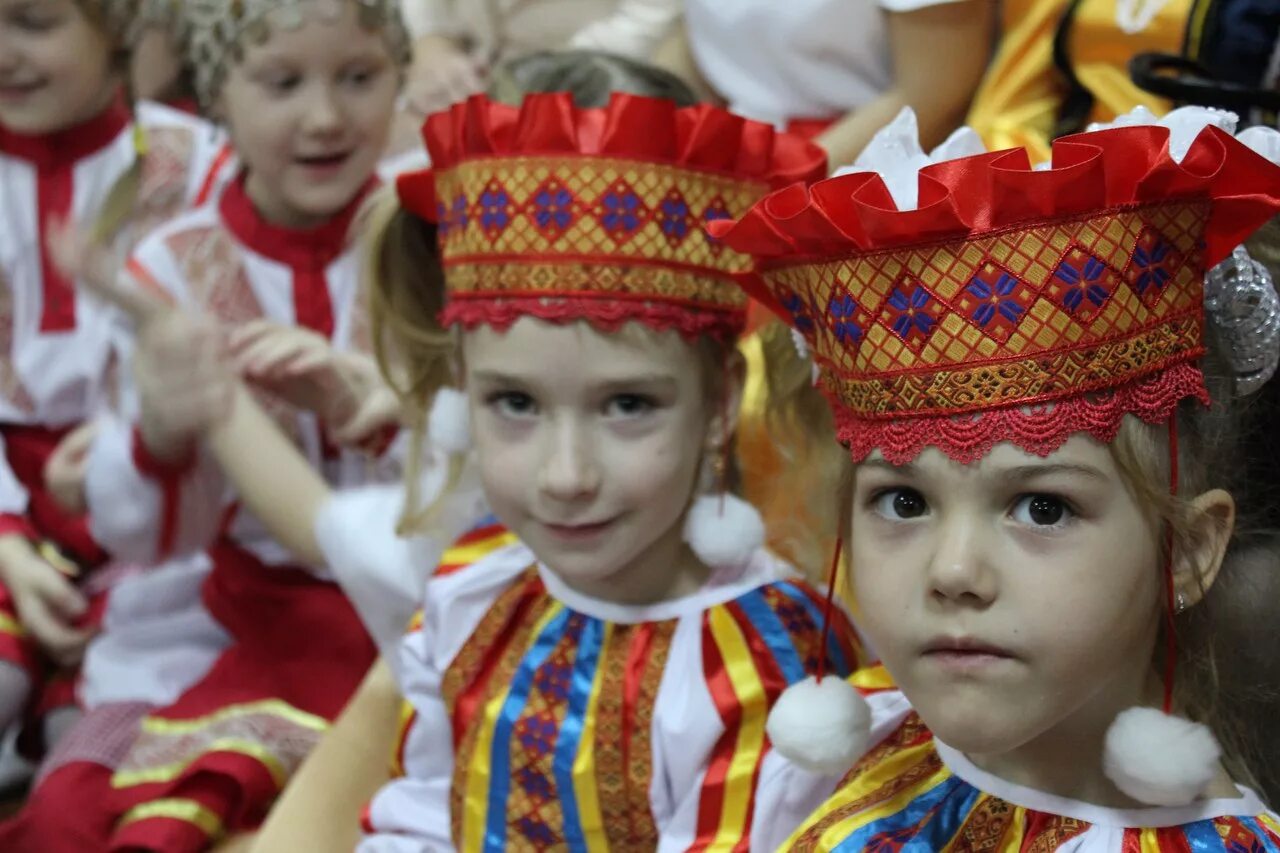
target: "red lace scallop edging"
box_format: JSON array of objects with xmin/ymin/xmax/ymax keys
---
[
  {"xmin": 440, "ymin": 297, "xmax": 744, "ymax": 342},
  {"xmin": 835, "ymin": 362, "xmax": 1209, "ymax": 464}
]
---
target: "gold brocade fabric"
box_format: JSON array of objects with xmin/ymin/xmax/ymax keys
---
[{"xmin": 966, "ymin": 0, "xmax": 1198, "ymax": 161}]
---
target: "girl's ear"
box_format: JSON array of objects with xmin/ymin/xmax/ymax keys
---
[
  {"xmin": 1175, "ymin": 489, "xmax": 1235, "ymax": 607},
  {"xmin": 706, "ymin": 349, "xmax": 747, "ymax": 450}
]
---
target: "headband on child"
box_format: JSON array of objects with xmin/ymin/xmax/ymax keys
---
[{"xmin": 181, "ymin": 0, "xmax": 411, "ymax": 108}]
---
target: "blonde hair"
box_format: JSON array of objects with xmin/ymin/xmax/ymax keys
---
[
  {"xmin": 752, "ymin": 320, "xmax": 847, "ymax": 579},
  {"xmin": 362, "ymin": 189, "xmax": 456, "ymax": 535}
]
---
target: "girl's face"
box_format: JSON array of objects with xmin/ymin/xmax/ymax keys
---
[
  {"xmin": 216, "ymin": 2, "xmax": 398, "ymax": 228},
  {"xmin": 0, "ymin": 0, "xmax": 118, "ymax": 134},
  {"xmin": 463, "ymin": 318, "xmax": 727, "ymax": 604},
  {"xmin": 849, "ymin": 434, "xmax": 1168, "ymax": 760}
]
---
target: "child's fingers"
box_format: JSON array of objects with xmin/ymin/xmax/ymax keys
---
[
  {"xmin": 276, "ymin": 348, "xmax": 332, "ymax": 377},
  {"xmin": 224, "ymin": 319, "xmax": 278, "ymax": 353},
  {"xmin": 26, "ymin": 561, "xmax": 88, "ymax": 620}
]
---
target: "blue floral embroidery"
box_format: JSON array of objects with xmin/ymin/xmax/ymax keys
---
[
  {"xmin": 781, "ymin": 292, "xmax": 815, "ymax": 333},
  {"xmin": 659, "ymin": 196, "xmax": 690, "ymax": 239},
  {"xmin": 965, "ymin": 271, "xmax": 1024, "ymax": 328},
  {"xmin": 828, "ymin": 294, "xmax": 863, "ymax": 343},
  {"xmin": 601, "ymin": 189, "xmax": 642, "ymax": 232},
  {"xmin": 703, "ymin": 203, "xmax": 730, "ymax": 223},
  {"xmin": 533, "ymin": 186, "xmax": 574, "ymax": 231},
  {"xmin": 479, "ymin": 188, "xmax": 510, "ymax": 230},
  {"xmin": 886, "ymin": 286, "xmax": 936, "ymax": 340},
  {"xmin": 436, "ymin": 195, "xmax": 469, "ymax": 235},
  {"xmin": 1054, "ymin": 254, "xmax": 1112, "ymax": 312},
  {"xmin": 1130, "ymin": 238, "xmax": 1173, "ymax": 294}
]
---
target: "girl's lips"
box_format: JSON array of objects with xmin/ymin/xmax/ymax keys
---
[
  {"xmin": 921, "ymin": 636, "xmax": 1018, "ymax": 673},
  {"xmin": 0, "ymin": 82, "xmax": 43, "ymax": 100},
  {"xmin": 541, "ymin": 519, "xmax": 616, "ymax": 542},
  {"xmin": 294, "ymin": 152, "xmax": 352, "ymax": 174}
]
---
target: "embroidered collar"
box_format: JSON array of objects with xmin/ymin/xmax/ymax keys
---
[
  {"xmin": 218, "ymin": 171, "xmax": 377, "ymax": 271},
  {"xmin": 0, "ymin": 93, "xmax": 131, "ymax": 170}
]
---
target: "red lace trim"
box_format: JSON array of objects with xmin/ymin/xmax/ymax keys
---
[
  {"xmin": 835, "ymin": 362, "xmax": 1209, "ymax": 464},
  {"xmin": 440, "ymin": 297, "xmax": 743, "ymax": 342}
]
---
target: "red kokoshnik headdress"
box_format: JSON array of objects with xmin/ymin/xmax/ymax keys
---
[
  {"xmin": 395, "ymin": 93, "xmax": 827, "ymax": 340},
  {"xmin": 711, "ymin": 123, "xmax": 1280, "ymax": 463}
]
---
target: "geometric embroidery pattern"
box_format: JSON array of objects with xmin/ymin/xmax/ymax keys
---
[
  {"xmin": 441, "ymin": 567, "xmax": 850, "ymax": 850},
  {"xmin": 783, "ymin": 710, "xmax": 1269, "ymax": 852},
  {"xmin": 764, "ymin": 201, "xmax": 1209, "ymax": 419},
  {"xmin": 434, "ymin": 156, "xmax": 767, "ymax": 314}
]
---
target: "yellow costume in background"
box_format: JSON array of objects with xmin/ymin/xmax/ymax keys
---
[{"xmin": 967, "ymin": 0, "xmax": 1201, "ymax": 160}]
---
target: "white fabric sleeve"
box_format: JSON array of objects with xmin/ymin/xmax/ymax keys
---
[
  {"xmin": 877, "ymin": 0, "xmax": 970, "ymax": 11},
  {"xmin": 0, "ymin": 434, "xmax": 29, "ymax": 518},
  {"xmin": 357, "ymin": 627, "xmax": 455, "ymax": 852},
  {"xmin": 84, "ymin": 413, "xmax": 226, "ymax": 564},
  {"xmin": 567, "ymin": 0, "xmax": 681, "ymax": 59},
  {"xmin": 358, "ymin": 546, "xmax": 530, "ymax": 851},
  {"xmin": 313, "ymin": 451, "xmax": 487, "ymax": 668},
  {"xmin": 82, "ymin": 237, "xmax": 231, "ymax": 563}
]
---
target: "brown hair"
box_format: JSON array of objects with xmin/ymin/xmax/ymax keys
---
[
  {"xmin": 487, "ymin": 49, "xmax": 699, "ymax": 110},
  {"xmin": 1106, "ymin": 333, "xmax": 1278, "ymax": 800}
]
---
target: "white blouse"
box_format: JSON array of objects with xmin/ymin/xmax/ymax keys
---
[{"xmin": 684, "ymin": 0, "xmax": 969, "ymax": 126}]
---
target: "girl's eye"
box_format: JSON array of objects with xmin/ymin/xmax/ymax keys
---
[
  {"xmin": 603, "ymin": 394, "xmax": 656, "ymax": 418},
  {"xmin": 14, "ymin": 12, "xmax": 60, "ymax": 31},
  {"xmin": 341, "ymin": 66, "xmax": 378, "ymax": 87},
  {"xmin": 872, "ymin": 488, "xmax": 928, "ymax": 520},
  {"xmin": 1011, "ymin": 494, "xmax": 1072, "ymax": 528},
  {"xmin": 487, "ymin": 391, "xmax": 536, "ymax": 418},
  {"xmin": 261, "ymin": 74, "xmax": 300, "ymax": 94}
]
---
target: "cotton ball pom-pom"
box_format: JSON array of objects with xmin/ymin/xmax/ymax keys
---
[
  {"xmin": 428, "ymin": 387, "xmax": 471, "ymax": 454},
  {"xmin": 766, "ymin": 676, "xmax": 871, "ymax": 773},
  {"xmin": 1103, "ymin": 707, "xmax": 1221, "ymax": 806},
  {"xmin": 683, "ymin": 493, "xmax": 764, "ymax": 568}
]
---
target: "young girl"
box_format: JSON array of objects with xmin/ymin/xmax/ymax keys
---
[
  {"xmin": 0, "ymin": 0, "xmax": 228, "ymax": 761},
  {"xmin": 348, "ymin": 92, "xmax": 865, "ymax": 850},
  {"xmin": 0, "ymin": 0, "xmax": 413, "ymax": 850},
  {"xmin": 712, "ymin": 109, "xmax": 1280, "ymax": 847}
]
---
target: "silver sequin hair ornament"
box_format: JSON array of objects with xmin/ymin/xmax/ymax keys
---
[
  {"xmin": 183, "ymin": 0, "xmax": 411, "ymax": 109},
  {"xmin": 1204, "ymin": 245, "xmax": 1280, "ymax": 395}
]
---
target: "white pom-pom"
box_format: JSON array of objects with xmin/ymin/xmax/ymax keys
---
[
  {"xmin": 766, "ymin": 676, "xmax": 871, "ymax": 773},
  {"xmin": 1103, "ymin": 707, "xmax": 1221, "ymax": 806},
  {"xmin": 428, "ymin": 387, "xmax": 471, "ymax": 454},
  {"xmin": 682, "ymin": 493, "xmax": 764, "ymax": 569}
]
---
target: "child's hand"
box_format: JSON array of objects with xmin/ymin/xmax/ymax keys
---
[
  {"xmin": 134, "ymin": 312, "xmax": 235, "ymax": 464},
  {"xmin": 46, "ymin": 215, "xmax": 117, "ymax": 292},
  {"xmin": 227, "ymin": 322, "xmax": 401, "ymax": 444},
  {"xmin": 0, "ymin": 535, "xmax": 91, "ymax": 667},
  {"xmin": 61, "ymin": 228, "xmax": 235, "ymax": 464},
  {"xmin": 325, "ymin": 354, "xmax": 405, "ymax": 447},
  {"xmin": 44, "ymin": 421, "xmax": 99, "ymax": 515}
]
